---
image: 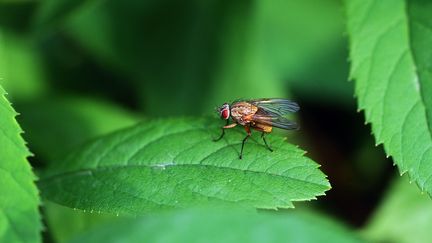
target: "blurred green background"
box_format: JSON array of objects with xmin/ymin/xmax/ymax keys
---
[{"xmin": 0, "ymin": 0, "xmax": 401, "ymax": 242}]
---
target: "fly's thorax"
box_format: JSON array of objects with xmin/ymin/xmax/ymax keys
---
[{"xmin": 230, "ymin": 102, "xmax": 258, "ymax": 125}]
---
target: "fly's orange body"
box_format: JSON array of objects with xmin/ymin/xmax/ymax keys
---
[
  {"xmin": 230, "ymin": 101, "xmax": 272, "ymax": 133},
  {"xmin": 214, "ymin": 98, "xmax": 299, "ymax": 159}
]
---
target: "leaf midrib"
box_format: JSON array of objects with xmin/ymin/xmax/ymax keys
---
[
  {"xmin": 41, "ymin": 163, "xmax": 330, "ymax": 189},
  {"xmin": 41, "ymin": 164, "xmax": 327, "ymax": 211}
]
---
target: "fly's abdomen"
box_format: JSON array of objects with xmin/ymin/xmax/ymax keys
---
[{"xmin": 253, "ymin": 123, "xmax": 273, "ymax": 133}]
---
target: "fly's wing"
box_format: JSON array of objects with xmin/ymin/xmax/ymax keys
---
[
  {"xmin": 248, "ymin": 98, "xmax": 299, "ymax": 116},
  {"xmin": 252, "ymin": 108, "xmax": 299, "ymax": 130}
]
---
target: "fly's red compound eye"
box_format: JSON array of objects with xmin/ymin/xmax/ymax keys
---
[
  {"xmin": 219, "ymin": 104, "xmax": 230, "ymax": 120},
  {"xmin": 221, "ymin": 108, "xmax": 230, "ymax": 119}
]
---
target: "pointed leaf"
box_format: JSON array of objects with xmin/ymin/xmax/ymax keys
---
[
  {"xmin": 346, "ymin": 0, "xmax": 432, "ymax": 194},
  {"xmin": 0, "ymin": 85, "xmax": 41, "ymax": 242},
  {"xmin": 39, "ymin": 118, "xmax": 330, "ymax": 215}
]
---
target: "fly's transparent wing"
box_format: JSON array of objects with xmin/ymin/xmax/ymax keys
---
[
  {"xmin": 252, "ymin": 109, "xmax": 299, "ymax": 130},
  {"xmin": 248, "ymin": 98, "xmax": 299, "ymax": 116}
]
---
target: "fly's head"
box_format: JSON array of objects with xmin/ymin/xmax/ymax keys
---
[{"xmin": 217, "ymin": 103, "xmax": 230, "ymax": 120}]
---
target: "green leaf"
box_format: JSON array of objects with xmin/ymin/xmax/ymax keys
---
[
  {"xmin": 39, "ymin": 118, "xmax": 330, "ymax": 214},
  {"xmin": 0, "ymin": 85, "xmax": 41, "ymax": 242},
  {"xmin": 363, "ymin": 175, "xmax": 432, "ymax": 243},
  {"xmin": 69, "ymin": 209, "xmax": 363, "ymax": 243},
  {"xmin": 346, "ymin": 0, "xmax": 432, "ymax": 193}
]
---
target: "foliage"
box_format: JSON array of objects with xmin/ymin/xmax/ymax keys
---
[
  {"xmin": 1, "ymin": 0, "xmax": 432, "ymax": 242},
  {"xmin": 70, "ymin": 209, "xmax": 362, "ymax": 243},
  {"xmin": 346, "ymin": 0, "xmax": 432, "ymax": 194},
  {"xmin": 0, "ymin": 85, "xmax": 41, "ymax": 243},
  {"xmin": 39, "ymin": 118, "xmax": 330, "ymax": 214},
  {"xmin": 363, "ymin": 176, "xmax": 432, "ymax": 243}
]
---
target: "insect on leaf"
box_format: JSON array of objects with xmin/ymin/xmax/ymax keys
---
[{"xmin": 39, "ymin": 118, "xmax": 330, "ymax": 215}]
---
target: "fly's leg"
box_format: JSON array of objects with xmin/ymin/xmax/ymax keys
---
[
  {"xmin": 239, "ymin": 126, "xmax": 251, "ymax": 159},
  {"xmin": 261, "ymin": 132, "xmax": 273, "ymax": 152},
  {"xmin": 213, "ymin": 119, "xmax": 229, "ymax": 141},
  {"xmin": 214, "ymin": 120, "xmax": 237, "ymax": 141},
  {"xmin": 239, "ymin": 135, "xmax": 250, "ymax": 159}
]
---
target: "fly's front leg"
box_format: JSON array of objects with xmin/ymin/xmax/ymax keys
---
[
  {"xmin": 261, "ymin": 132, "xmax": 273, "ymax": 152},
  {"xmin": 213, "ymin": 120, "xmax": 237, "ymax": 141},
  {"xmin": 213, "ymin": 119, "xmax": 229, "ymax": 141},
  {"xmin": 239, "ymin": 125, "xmax": 251, "ymax": 159}
]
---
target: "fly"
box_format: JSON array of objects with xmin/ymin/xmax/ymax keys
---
[{"xmin": 214, "ymin": 98, "xmax": 299, "ymax": 159}]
